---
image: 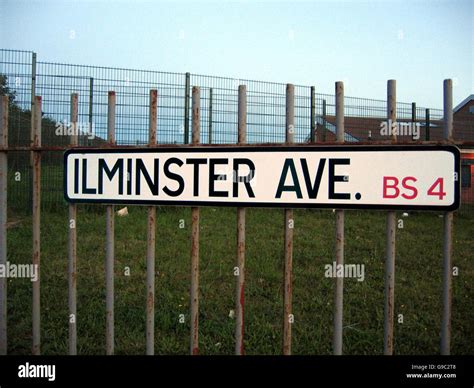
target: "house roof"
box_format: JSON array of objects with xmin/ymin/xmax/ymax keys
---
[
  {"xmin": 315, "ymin": 117, "xmax": 359, "ymax": 142},
  {"xmin": 454, "ymin": 94, "xmax": 474, "ymax": 113}
]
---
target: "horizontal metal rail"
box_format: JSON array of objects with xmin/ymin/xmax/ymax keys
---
[{"xmin": 0, "ymin": 140, "xmax": 470, "ymax": 152}]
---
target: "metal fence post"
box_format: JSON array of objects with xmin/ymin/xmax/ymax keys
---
[
  {"xmin": 333, "ymin": 81, "xmax": 345, "ymax": 355},
  {"xmin": 146, "ymin": 89, "xmax": 158, "ymax": 355},
  {"xmin": 68, "ymin": 93, "xmax": 78, "ymax": 355},
  {"xmin": 441, "ymin": 79, "xmax": 453, "ymax": 355},
  {"xmin": 184, "ymin": 73, "xmax": 190, "ymax": 144},
  {"xmin": 32, "ymin": 95, "xmax": 41, "ymax": 355},
  {"xmin": 425, "ymin": 108, "xmax": 430, "ymax": 141},
  {"xmin": 88, "ymin": 77, "xmax": 93, "ymax": 146},
  {"xmin": 0, "ymin": 96, "xmax": 9, "ymax": 355},
  {"xmin": 235, "ymin": 85, "xmax": 247, "ymax": 355},
  {"xmin": 106, "ymin": 91, "xmax": 116, "ymax": 355},
  {"xmin": 283, "ymin": 83, "xmax": 294, "ymax": 355},
  {"xmin": 29, "ymin": 53, "xmax": 37, "ymax": 177},
  {"xmin": 30, "ymin": 52, "xmax": 36, "ymax": 149},
  {"xmin": 322, "ymin": 99, "xmax": 327, "ymax": 142},
  {"xmin": 384, "ymin": 80, "xmax": 397, "ymax": 355},
  {"xmin": 209, "ymin": 88, "xmax": 213, "ymax": 144},
  {"xmin": 411, "ymin": 102, "xmax": 416, "ymax": 141},
  {"xmin": 190, "ymin": 86, "xmax": 200, "ymax": 355},
  {"xmin": 310, "ymin": 86, "xmax": 316, "ymax": 142}
]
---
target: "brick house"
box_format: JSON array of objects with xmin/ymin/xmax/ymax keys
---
[
  {"xmin": 454, "ymin": 95, "xmax": 474, "ymax": 205},
  {"xmin": 314, "ymin": 95, "xmax": 474, "ymax": 205}
]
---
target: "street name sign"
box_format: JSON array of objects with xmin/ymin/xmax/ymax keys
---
[{"xmin": 64, "ymin": 145, "xmax": 460, "ymax": 211}]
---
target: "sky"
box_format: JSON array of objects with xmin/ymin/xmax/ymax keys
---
[{"xmin": 0, "ymin": 0, "xmax": 472, "ymax": 109}]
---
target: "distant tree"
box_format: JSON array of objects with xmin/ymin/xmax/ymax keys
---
[
  {"xmin": 0, "ymin": 73, "xmax": 17, "ymax": 104},
  {"xmin": 0, "ymin": 73, "xmax": 61, "ymax": 155},
  {"xmin": 1, "ymin": 73, "xmax": 105, "ymax": 154}
]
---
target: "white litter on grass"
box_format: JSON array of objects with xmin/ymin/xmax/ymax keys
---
[
  {"xmin": 402, "ymin": 212, "xmax": 409, "ymax": 217},
  {"xmin": 117, "ymin": 207, "xmax": 128, "ymax": 217},
  {"xmin": 229, "ymin": 309, "xmax": 235, "ymax": 319}
]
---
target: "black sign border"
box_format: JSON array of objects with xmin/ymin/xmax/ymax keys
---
[{"xmin": 64, "ymin": 144, "xmax": 461, "ymax": 211}]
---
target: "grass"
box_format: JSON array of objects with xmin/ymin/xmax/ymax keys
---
[
  {"xmin": 4, "ymin": 205, "xmax": 474, "ymax": 355},
  {"xmin": 7, "ymin": 161, "xmax": 65, "ymax": 212}
]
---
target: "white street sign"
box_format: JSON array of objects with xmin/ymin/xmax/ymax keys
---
[{"xmin": 64, "ymin": 145, "xmax": 460, "ymax": 211}]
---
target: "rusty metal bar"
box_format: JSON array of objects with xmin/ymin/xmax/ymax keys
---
[
  {"xmin": 322, "ymin": 99, "xmax": 327, "ymax": 142},
  {"xmin": 146, "ymin": 89, "xmax": 158, "ymax": 355},
  {"xmin": 384, "ymin": 79, "xmax": 397, "ymax": 355},
  {"xmin": 88, "ymin": 77, "xmax": 93, "ymax": 146},
  {"xmin": 208, "ymin": 88, "xmax": 213, "ymax": 144},
  {"xmin": 333, "ymin": 81, "xmax": 345, "ymax": 355},
  {"xmin": 190, "ymin": 86, "xmax": 200, "ymax": 355},
  {"xmin": 411, "ymin": 102, "xmax": 416, "ymax": 141},
  {"xmin": 32, "ymin": 95, "xmax": 41, "ymax": 355},
  {"xmin": 30, "ymin": 53, "xmax": 36, "ymax": 153},
  {"xmin": 184, "ymin": 72, "xmax": 190, "ymax": 144},
  {"xmin": 1, "ymin": 139, "xmax": 471, "ymax": 153},
  {"xmin": 0, "ymin": 96, "xmax": 8, "ymax": 355},
  {"xmin": 68, "ymin": 93, "xmax": 78, "ymax": 355},
  {"xmin": 283, "ymin": 83, "xmax": 294, "ymax": 355},
  {"xmin": 310, "ymin": 86, "xmax": 316, "ymax": 142},
  {"xmin": 441, "ymin": 79, "xmax": 453, "ymax": 355},
  {"xmin": 443, "ymin": 80, "xmax": 453, "ymax": 143},
  {"xmin": 425, "ymin": 108, "xmax": 430, "ymax": 141},
  {"xmin": 106, "ymin": 91, "xmax": 116, "ymax": 355},
  {"xmin": 235, "ymin": 85, "xmax": 247, "ymax": 355}
]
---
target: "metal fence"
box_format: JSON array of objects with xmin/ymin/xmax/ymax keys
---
[
  {"xmin": 0, "ymin": 51, "xmax": 471, "ymax": 355},
  {"xmin": 1, "ymin": 49, "xmax": 473, "ymax": 210},
  {"xmin": 0, "ymin": 75, "xmax": 461, "ymax": 355},
  {"xmin": 2, "ymin": 49, "xmax": 456, "ymax": 147}
]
